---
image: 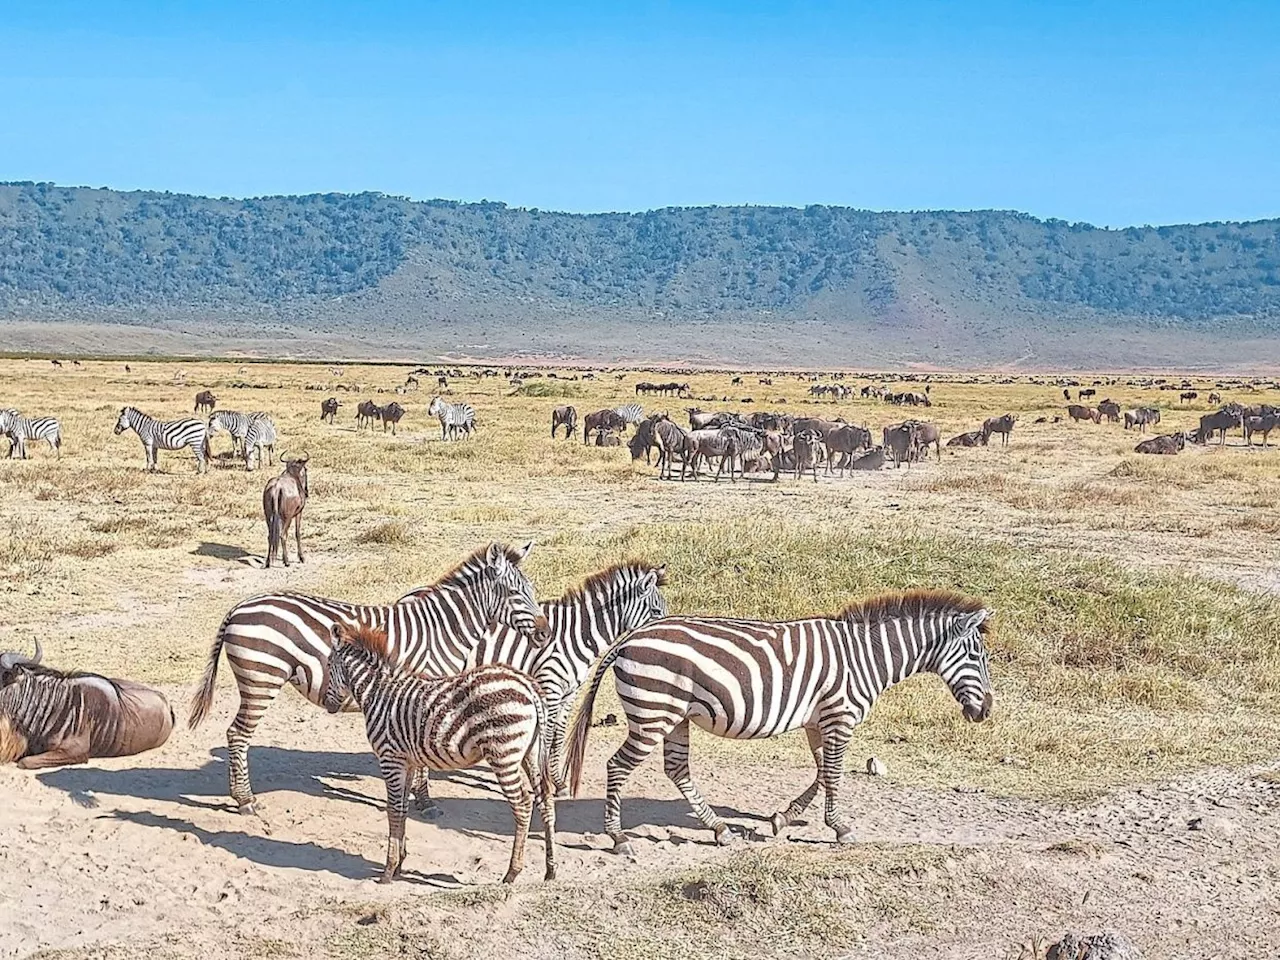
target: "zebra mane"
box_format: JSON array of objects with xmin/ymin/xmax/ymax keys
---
[
  {"xmin": 334, "ymin": 622, "xmax": 393, "ymax": 663},
  {"xmin": 837, "ymin": 589, "xmax": 990, "ymax": 633},
  {"xmin": 434, "ymin": 542, "xmax": 526, "ymax": 588},
  {"xmin": 563, "ymin": 562, "xmax": 667, "ymax": 602}
]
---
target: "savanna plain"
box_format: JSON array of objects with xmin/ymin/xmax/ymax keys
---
[{"xmin": 2, "ymin": 357, "xmax": 1279, "ymax": 960}]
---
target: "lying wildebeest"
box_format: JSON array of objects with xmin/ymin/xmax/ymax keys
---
[
  {"xmin": 1135, "ymin": 433, "xmax": 1187, "ymax": 455},
  {"xmin": 1244, "ymin": 413, "xmax": 1279, "ymax": 447},
  {"xmin": 380, "ymin": 402, "xmax": 405, "ymax": 434},
  {"xmin": 1067, "ymin": 404, "xmax": 1100, "ymax": 424},
  {"xmin": 823, "ymin": 424, "xmax": 872, "ymax": 475},
  {"xmin": 583, "ymin": 409, "xmax": 627, "ymax": 445},
  {"xmin": 981, "ymin": 414, "xmax": 1016, "ymax": 446},
  {"xmin": 883, "ymin": 422, "xmax": 918, "ymax": 468},
  {"xmin": 848, "ymin": 446, "xmax": 885, "ymax": 471},
  {"xmin": 595, "ymin": 429, "xmax": 622, "ymax": 447},
  {"xmin": 0, "ymin": 640, "xmax": 174, "ymax": 769},
  {"xmin": 792, "ymin": 429, "xmax": 822, "ymax": 482},
  {"xmin": 1097, "ymin": 399, "xmax": 1121, "ymax": 423},
  {"xmin": 551, "ymin": 405, "xmax": 578, "ymax": 439},
  {"xmin": 194, "ymin": 390, "xmax": 217, "ymax": 413},
  {"xmin": 263, "ymin": 455, "xmax": 309, "ymax": 568},
  {"xmin": 947, "ymin": 430, "xmax": 988, "ymax": 448},
  {"xmin": 357, "ymin": 399, "xmax": 380, "ymax": 430},
  {"xmin": 320, "ymin": 398, "xmax": 341, "ymax": 423}
]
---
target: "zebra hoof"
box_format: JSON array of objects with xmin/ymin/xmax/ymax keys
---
[
  {"xmin": 713, "ymin": 824, "xmax": 733, "ymax": 846},
  {"xmin": 612, "ymin": 840, "xmax": 637, "ymax": 858},
  {"xmin": 419, "ymin": 802, "xmax": 443, "ymax": 821},
  {"xmin": 835, "ymin": 830, "xmax": 856, "ymax": 845},
  {"xmin": 555, "ymin": 785, "xmax": 572, "ymax": 800},
  {"xmin": 236, "ymin": 801, "xmax": 258, "ymax": 816},
  {"xmin": 769, "ymin": 812, "xmax": 789, "ymax": 837}
]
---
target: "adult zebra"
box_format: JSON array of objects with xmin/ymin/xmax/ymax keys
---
[
  {"xmin": 208, "ymin": 410, "xmax": 269, "ymax": 457},
  {"xmin": 613, "ymin": 403, "xmax": 644, "ymax": 428},
  {"xmin": 187, "ymin": 542, "xmax": 549, "ymax": 813},
  {"xmin": 428, "ymin": 396, "xmax": 476, "ymax": 440},
  {"xmin": 0, "ymin": 409, "xmax": 62, "ymax": 459},
  {"xmin": 113, "ymin": 407, "xmax": 209, "ymax": 473},
  {"xmin": 406, "ymin": 561, "xmax": 668, "ymax": 809},
  {"xmin": 564, "ymin": 589, "xmax": 994, "ymax": 853}
]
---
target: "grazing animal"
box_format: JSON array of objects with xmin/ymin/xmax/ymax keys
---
[
  {"xmin": 188, "ymin": 542, "xmax": 550, "ymax": 813},
  {"xmin": 613, "ymin": 403, "xmax": 644, "ymax": 428},
  {"xmin": 946, "ymin": 430, "xmax": 988, "ymax": 448},
  {"xmin": 1244, "ymin": 413, "xmax": 1279, "ymax": 447},
  {"xmin": 903, "ymin": 420, "xmax": 942, "ymax": 460},
  {"xmin": 1067, "ymin": 404, "xmax": 1100, "ymax": 424},
  {"xmin": 113, "ymin": 407, "xmax": 209, "ymax": 473},
  {"xmin": 0, "ymin": 409, "xmax": 62, "ymax": 459},
  {"xmin": 883, "ymin": 422, "xmax": 918, "ymax": 468},
  {"xmin": 194, "ymin": 390, "xmax": 218, "ymax": 413},
  {"xmin": 583, "ymin": 409, "xmax": 628, "ymax": 445},
  {"xmin": 653, "ymin": 418, "xmax": 694, "ymax": 480},
  {"xmin": 208, "ymin": 410, "xmax": 267, "ymax": 457},
  {"xmin": 848, "ymin": 446, "xmax": 886, "ymax": 470},
  {"xmin": 242, "ymin": 416, "xmax": 278, "ymax": 470},
  {"xmin": 981, "ymin": 414, "xmax": 1016, "ymax": 446},
  {"xmin": 792, "ymin": 429, "xmax": 822, "ymax": 482},
  {"xmin": 1097, "ymin": 399, "xmax": 1121, "ymax": 423},
  {"xmin": 628, "ymin": 413, "xmax": 667, "ymax": 464},
  {"xmin": 1196, "ymin": 409, "xmax": 1241, "ymax": 446},
  {"xmin": 50, "ymin": 359, "xmax": 62, "ymax": 368},
  {"xmin": 0, "ymin": 641, "xmax": 174, "ymax": 769},
  {"xmin": 1063, "ymin": 388, "xmax": 1071, "ymax": 401},
  {"xmin": 320, "ymin": 398, "xmax": 341, "ymax": 423},
  {"xmin": 563, "ymin": 590, "xmax": 994, "ymax": 852},
  {"xmin": 1135, "ymin": 433, "xmax": 1187, "ymax": 455},
  {"xmin": 823, "ymin": 425, "xmax": 872, "ymax": 475},
  {"xmin": 1078, "ymin": 388, "xmax": 1096, "ymax": 399},
  {"xmin": 550, "ymin": 405, "xmax": 578, "ymax": 439},
  {"xmin": 1208, "ymin": 392, "xmax": 1222, "ymax": 405},
  {"xmin": 428, "ymin": 396, "xmax": 476, "ymax": 440},
  {"xmin": 380, "ymin": 401, "xmax": 405, "ymax": 435},
  {"xmin": 356, "ymin": 400, "xmax": 381, "ymax": 430},
  {"xmin": 262, "ymin": 455, "xmax": 308, "ymax": 566},
  {"xmin": 1180, "ymin": 391, "xmax": 1198, "ymax": 403},
  {"xmin": 322, "ymin": 621, "xmax": 557, "ymax": 884}
]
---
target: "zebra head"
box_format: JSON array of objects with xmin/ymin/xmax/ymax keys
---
[
  {"xmin": 322, "ymin": 620, "xmax": 383, "ymax": 714},
  {"xmin": 113, "ymin": 407, "xmax": 134, "ymax": 435},
  {"xmin": 623, "ymin": 563, "xmax": 669, "ymax": 631},
  {"xmin": 428, "ymin": 396, "xmax": 443, "ymax": 417},
  {"xmin": 935, "ymin": 607, "xmax": 995, "ymax": 723},
  {"xmin": 482, "ymin": 541, "xmax": 551, "ymax": 644}
]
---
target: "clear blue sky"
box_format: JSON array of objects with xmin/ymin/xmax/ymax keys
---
[{"xmin": 2, "ymin": 1, "xmax": 1277, "ymax": 226}]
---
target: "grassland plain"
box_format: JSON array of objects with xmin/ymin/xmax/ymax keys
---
[{"xmin": 2, "ymin": 358, "xmax": 1280, "ymax": 959}]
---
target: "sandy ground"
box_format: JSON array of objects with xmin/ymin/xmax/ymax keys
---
[{"xmin": 3, "ymin": 686, "xmax": 1279, "ymax": 959}]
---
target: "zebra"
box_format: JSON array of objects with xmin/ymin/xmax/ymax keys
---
[
  {"xmin": 409, "ymin": 561, "xmax": 668, "ymax": 811},
  {"xmin": 241, "ymin": 416, "xmax": 277, "ymax": 470},
  {"xmin": 428, "ymin": 396, "xmax": 476, "ymax": 440},
  {"xmin": 0, "ymin": 409, "xmax": 62, "ymax": 459},
  {"xmin": 563, "ymin": 589, "xmax": 994, "ymax": 854},
  {"xmin": 113, "ymin": 407, "xmax": 209, "ymax": 473},
  {"xmin": 322, "ymin": 620, "xmax": 557, "ymax": 884},
  {"xmin": 613, "ymin": 403, "xmax": 644, "ymax": 428},
  {"xmin": 187, "ymin": 541, "xmax": 550, "ymax": 813},
  {"xmin": 208, "ymin": 410, "xmax": 269, "ymax": 457}
]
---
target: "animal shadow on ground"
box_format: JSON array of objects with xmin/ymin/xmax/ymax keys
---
[{"xmin": 192, "ymin": 542, "xmax": 255, "ymax": 564}]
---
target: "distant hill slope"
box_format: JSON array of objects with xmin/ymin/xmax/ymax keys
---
[{"xmin": 3, "ymin": 181, "xmax": 1279, "ymax": 367}]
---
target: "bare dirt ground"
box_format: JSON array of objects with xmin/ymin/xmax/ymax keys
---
[{"xmin": 3, "ymin": 359, "xmax": 1279, "ymax": 958}]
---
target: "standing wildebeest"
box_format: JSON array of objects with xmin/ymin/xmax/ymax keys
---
[
  {"xmin": 792, "ymin": 429, "xmax": 822, "ymax": 482},
  {"xmin": 1195, "ymin": 409, "xmax": 1241, "ymax": 446},
  {"xmin": 1079, "ymin": 388, "xmax": 1096, "ymax": 400},
  {"xmin": 50, "ymin": 359, "xmax": 63, "ymax": 368},
  {"xmin": 883, "ymin": 422, "xmax": 918, "ymax": 468},
  {"xmin": 381, "ymin": 402, "xmax": 405, "ymax": 435},
  {"xmin": 1244, "ymin": 413, "xmax": 1279, "ymax": 447},
  {"xmin": 1097, "ymin": 399, "xmax": 1121, "ymax": 423},
  {"xmin": 1067, "ymin": 404, "xmax": 1100, "ymax": 424},
  {"xmin": 1180, "ymin": 391, "xmax": 1198, "ymax": 403},
  {"xmin": 947, "ymin": 430, "xmax": 988, "ymax": 448},
  {"xmin": 1135, "ymin": 433, "xmax": 1187, "ymax": 455},
  {"xmin": 357, "ymin": 400, "xmax": 380, "ymax": 430},
  {"xmin": 194, "ymin": 390, "xmax": 217, "ymax": 413},
  {"xmin": 1063, "ymin": 388, "xmax": 1071, "ymax": 401},
  {"xmin": 320, "ymin": 398, "xmax": 341, "ymax": 423},
  {"xmin": 901, "ymin": 420, "xmax": 942, "ymax": 461},
  {"xmin": 653, "ymin": 418, "xmax": 694, "ymax": 480},
  {"xmin": 0, "ymin": 640, "xmax": 174, "ymax": 769},
  {"xmin": 823, "ymin": 425, "xmax": 872, "ymax": 476},
  {"xmin": 551, "ymin": 405, "xmax": 578, "ymax": 439},
  {"xmin": 981, "ymin": 414, "xmax": 1016, "ymax": 446},
  {"xmin": 263, "ymin": 455, "xmax": 309, "ymax": 568},
  {"xmin": 685, "ymin": 428, "xmax": 743, "ymax": 481},
  {"xmin": 583, "ymin": 409, "xmax": 627, "ymax": 445},
  {"xmin": 1208, "ymin": 392, "xmax": 1222, "ymax": 406},
  {"xmin": 628, "ymin": 413, "xmax": 667, "ymax": 464}
]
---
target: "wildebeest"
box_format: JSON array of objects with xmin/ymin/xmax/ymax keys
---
[
  {"xmin": 1244, "ymin": 413, "xmax": 1279, "ymax": 447},
  {"xmin": 356, "ymin": 400, "xmax": 380, "ymax": 430},
  {"xmin": 901, "ymin": 420, "xmax": 942, "ymax": 461},
  {"xmin": 628, "ymin": 413, "xmax": 667, "ymax": 464},
  {"xmin": 1180, "ymin": 391, "xmax": 1198, "ymax": 403},
  {"xmin": 1067, "ymin": 404, "xmax": 1100, "ymax": 424},
  {"xmin": 380, "ymin": 402, "xmax": 405, "ymax": 434},
  {"xmin": 551, "ymin": 405, "xmax": 578, "ymax": 439},
  {"xmin": 653, "ymin": 419, "xmax": 694, "ymax": 480},
  {"xmin": 1097, "ymin": 399, "xmax": 1121, "ymax": 423},
  {"xmin": 194, "ymin": 390, "xmax": 217, "ymax": 413},
  {"xmin": 595, "ymin": 429, "xmax": 622, "ymax": 447},
  {"xmin": 947, "ymin": 430, "xmax": 988, "ymax": 448},
  {"xmin": 685, "ymin": 427, "xmax": 743, "ymax": 482},
  {"xmin": 848, "ymin": 446, "xmax": 885, "ymax": 470},
  {"xmin": 883, "ymin": 422, "xmax": 918, "ymax": 468},
  {"xmin": 50, "ymin": 359, "xmax": 63, "ymax": 368},
  {"xmin": 1079, "ymin": 388, "xmax": 1096, "ymax": 400},
  {"xmin": 1062, "ymin": 388, "xmax": 1071, "ymax": 401},
  {"xmin": 823, "ymin": 425, "xmax": 872, "ymax": 475},
  {"xmin": 320, "ymin": 398, "xmax": 341, "ymax": 423},
  {"xmin": 792, "ymin": 429, "xmax": 822, "ymax": 482},
  {"xmin": 1208, "ymin": 392, "xmax": 1222, "ymax": 406},
  {"xmin": 686, "ymin": 408, "xmax": 726, "ymax": 431},
  {"xmin": 263, "ymin": 455, "xmax": 309, "ymax": 568},
  {"xmin": 1195, "ymin": 409, "xmax": 1241, "ymax": 446},
  {"xmin": 0, "ymin": 640, "xmax": 174, "ymax": 769},
  {"xmin": 1135, "ymin": 433, "xmax": 1187, "ymax": 455},
  {"xmin": 981, "ymin": 414, "xmax": 1016, "ymax": 446},
  {"xmin": 583, "ymin": 409, "xmax": 627, "ymax": 445}
]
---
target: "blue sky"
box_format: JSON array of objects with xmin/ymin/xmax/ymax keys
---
[{"xmin": 1, "ymin": 1, "xmax": 1277, "ymax": 225}]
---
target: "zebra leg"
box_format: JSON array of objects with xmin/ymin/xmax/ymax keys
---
[
  {"xmin": 770, "ymin": 725, "xmax": 823, "ymax": 837},
  {"xmin": 549, "ymin": 706, "xmax": 572, "ymax": 797},
  {"xmin": 495, "ymin": 759, "xmax": 532, "ymax": 884},
  {"xmin": 410, "ymin": 769, "xmax": 442, "ymax": 818},
  {"xmin": 523, "ymin": 748, "xmax": 558, "ymax": 881},
  {"xmin": 224, "ymin": 670, "xmax": 289, "ymax": 814},
  {"xmin": 819, "ymin": 727, "xmax": 856, "ymax": 843},
  {"xmin": 662, "ymin": 719, "xmax": 731, "ymax": 844},
  {"xmin": 378, "ymin": 755, "xmax": 412, "ymax": 883},
  {"xmin": 604, "ymin": 726, "xmax": 665, "ymax": 855}
]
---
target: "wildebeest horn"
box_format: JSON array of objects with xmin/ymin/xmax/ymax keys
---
[{"xmin": 0, "ymin": 638, "xmax": 41, "ymax": 673}]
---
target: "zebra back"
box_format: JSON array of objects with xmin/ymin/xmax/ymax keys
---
[{"xmin": 614, "ymin": 403, "xmax": 644, "ymax": 425}]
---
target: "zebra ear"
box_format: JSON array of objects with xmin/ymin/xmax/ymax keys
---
[
  {"xmin": 330, "ymin": 621, "xmax": 346, "ymax": 646},
  {"xmin": 651, "ymin": 564, "xmax": 668, "ymax": 587},
  {"xmin": 512, "ymin": 541, "xmax": 534, "ymax": 564},
  {"xmin": 485, "ymin": 542, "xmax": 510, "ymax": 572},
  {"xmin": 965, "ymin": 609, "xmax": 993, "ymax": 632}
]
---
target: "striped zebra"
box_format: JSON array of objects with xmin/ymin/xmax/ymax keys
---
[
  {"xmin": 208, "ymin": 410, "xmax": 269, "ymax": 457},
  {"xmin": 113, "ymin": 406, "xmax": 209, "ymax": 473},
  {"xmin": 323, "ymin": 620, "xmax": 557, "ymax": 884},
  {"xmin": 613, "ymin": 403, "xmax": 644, "ymax": 427},
  {"xmin": 563, "ymin": 590, "xmax": 994, "ymax": 854},
  {"xmin": 410, "ymin": 561, "xmax": 668, "ymax": 809},
  {"xmin": 241, "ymin": 416, "xmax": 277, "ymax": 470},
  {"xmin": 187, "ymin": 542, "xmax": 550, "ymax": 813},
  {"xmin": 428, "ymin": 396, "xmax": 476, "ymax": 440},
  {"xmin": 0, "ymin": 408, "xmax": 62, "ymax": 459}
]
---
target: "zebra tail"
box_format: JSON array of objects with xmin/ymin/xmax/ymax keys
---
[
  {"xmin": 187, "ymin": 611, "xmax": 232, "ymax": 729},
  {"xmin": 561, "ymin": 639, "xmax": 626, "ymax": 798}
]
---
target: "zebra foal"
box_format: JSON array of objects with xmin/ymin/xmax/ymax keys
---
[
  {"xmin": 564, "ymin": 589, "xmax": 994, "ymax": 854},
  {"xmin": 428, "ymin": 396, "xmax": 476, "ymax": 441},
  {"xmin": 0, "ymin": 409, "xmax": 62, "ymax": 459},
  {"xmin": 323, "ymin": 620, "xmax": 557, "ymax": 884},
  {"xmin": 113, "ymin": 407, "xmax": 209, "ymax": 473}
]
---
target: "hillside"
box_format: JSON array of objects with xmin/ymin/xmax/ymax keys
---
[{"xmin": 3, "ymin": 182, "xmax": 1280, "ymax": 367}]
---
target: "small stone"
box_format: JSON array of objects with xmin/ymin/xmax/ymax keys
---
[
  {"xmin": 866, "ymin": 756, "xmax": 887, "ymax": 777},
  {"xmin": 1001, "ymin": 755, "xmax": 1029, "ymax": 768}
]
